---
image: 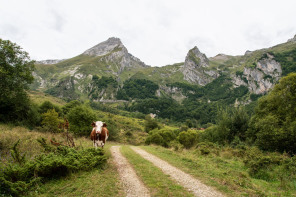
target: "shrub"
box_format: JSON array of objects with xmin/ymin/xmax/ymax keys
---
[
  {"xmin": 22, "ymin": 102, "xmax": 41, "ymax": 129},
  {"xmin": 39, "ymin": 101, "xmax": 61, "ymax": 115},
  {"xmin": 148, "ymin": 133, "xmax": 164, "ymax": 145},
  {"xmin": 144, "ymin": 115, "xmax": 159, "ymax": 132},
  {"xmin": 0, "ymin": 139, "xmax": 106, "ymax": 196},
  {"xmin": 67, "ymin": 105, "xmax": 97, "ymax": 136},
  {"xmin": 41, "ymin": 109, "xmax": 63, "ymax": 132},
  {"xmin": 145, "ymin": 128, "xmax": 177, "ymax": 147},
  {"xmin": 243, "ymin": 151, "xmax": 293, "ymax": 183},
  {"xmin": 62, "ymin": 100, "xmax": 82, "ymax": 115},
  {"xmin": 178, "ymin": 130, "xmax": 199, "ymax": 149},
  {"xmin": 195, "ymin": 142, "xmax": 220, "ymax": 156},
  {"xmin": 103, "ymin": 117, "xmax": 119, "ymax": 141},
  {"xmin": 200, "ymin": 107, "xmax": 249, "ymax": 145}
]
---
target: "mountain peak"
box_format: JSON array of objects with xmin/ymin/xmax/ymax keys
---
[
  {"xmin": 83, "ymin": 37, "xmax": 125, "ymax": 56},
  {"xmin": 287, "ymin": 34, "xmax": 296, "ymax": 43},
  {"xmin": 186, "ymin": 46, "xmax": 209, "ymax": 67}
]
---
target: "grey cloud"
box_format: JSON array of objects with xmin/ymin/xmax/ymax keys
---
[
  {"xmin": 50, "ymin": 9, "xmax": 66, "ymax": 32},
  {"xmin": 244, "ymin": 25, "xmax": 271, "ymax": 46},
  {"xmin": 0, "ymin": 24, "xmax": 25, "ymax": 40}
]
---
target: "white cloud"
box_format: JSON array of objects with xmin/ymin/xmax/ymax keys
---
[{"xmin": 0, "ymin": 0, "xmax": 295, "ymax": 66}]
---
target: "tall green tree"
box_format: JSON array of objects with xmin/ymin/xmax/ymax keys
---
[
  {"xmin": 41, "ymin": 109, "xmax": 63, "ymax": 132},
  {"xmin": 67, "ymin": 105, "xmax": 97, "ymax": 136},
  {"xmin": 248, "ymin": 73, "xmax": 296, "ymax": 154},
  {"xmin": 0, "ymin": 39, "xmax": 35, "ymax": 123}
]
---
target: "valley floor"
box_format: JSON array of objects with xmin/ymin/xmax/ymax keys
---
[
  {"xmin": 4, "ymin": 126, "xmax": 292, "ymax": 197},
  {"xmin": 26, "ymin": 143, "xmax": 296, "ymax": 197},
  {"xmin": 29, "ymin": 144, "xmax": 224, "ymax": 197}
]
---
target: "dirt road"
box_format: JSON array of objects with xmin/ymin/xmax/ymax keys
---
[{"xmin": 111, "ymin": 146, "xmax": 224, "ymax": 197}]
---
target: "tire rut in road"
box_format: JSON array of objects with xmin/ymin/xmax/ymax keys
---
[
  {"xmin": 131, "ymin": 146, "xmax": 224, "ymax": 197},
  {"xmin": 110, "ymin": 146, "xmax": 150, "ymax": 197}
]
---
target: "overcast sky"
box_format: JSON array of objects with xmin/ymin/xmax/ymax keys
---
[{"xmin": 0, "ymin": 0, "xmax": 296, "ymax": 67}]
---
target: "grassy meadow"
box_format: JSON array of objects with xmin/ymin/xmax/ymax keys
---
[
  {"xmin": 0, "ymin": 124, "xmax": 124, "ymax": 197},
  {"xmin": 140, "ymin": 145, "xmax": 296, "ymax": 197}
]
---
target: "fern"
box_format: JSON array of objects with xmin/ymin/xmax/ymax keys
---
[{"xmin": 10, "ymin": 140, "xmax": 26, "ymax": 165}]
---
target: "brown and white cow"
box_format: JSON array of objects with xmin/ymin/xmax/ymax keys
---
[{"xmin": 90, "ymin": 121, "xmax": 109, "ymax": 148}]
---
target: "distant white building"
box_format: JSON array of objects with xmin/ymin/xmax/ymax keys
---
[{"xmin": 149, "ymin": 113, "xmax": 157, "ymax": 119}]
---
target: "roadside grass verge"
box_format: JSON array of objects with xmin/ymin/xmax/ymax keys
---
[
  {"xmin": 141, "ymin": 145, "xmax": 295, "ymax": 197},
  {"xmin": 27, "ymin": 143, "xmax": 124, "ymax": 197},
  {"xmin": 120, "ymin": 146, "xmax": 194, "ymax": 197}
]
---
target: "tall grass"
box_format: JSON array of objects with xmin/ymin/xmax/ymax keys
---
[
  {"xmin": 0, "ymin": 124, "xmax": 107, "ymax": 196},
  {"xmin": 0, "ymin": 124, "xmax": 91, "ymax": 164}
]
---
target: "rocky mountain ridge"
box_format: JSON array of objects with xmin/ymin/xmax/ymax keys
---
[
  {"xmin": 33, "ymin": 35, "xmax": 296, "ymax": 103},
  {"xmin": 36, "ymin": 59, "xmax": 65, "ymax": 65}
]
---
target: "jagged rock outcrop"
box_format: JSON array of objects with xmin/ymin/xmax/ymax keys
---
[
  {"xmin": 233, "ymin": 53, "xmax": 282, "ymax": 94},
  {"xmin": 287, "ymin": 34, "xmax": 296, "ymax": 43},
  {"xmin": 157, "ymin": 85, "xmax": 187, "ymax": 102},
  {"xmin": 37, "ymin": 59, "xmax": 65, "ymax": 64},
  {"xmin": 181, "ymin": 47, "xmax": 219, "ymax": 85},
  {"xmin": 83, "ymin": 37, "xmax": 124, "ymax": 56},
  {"xmin": 244, "ymin": 50, "xmax": 253, "ymax": 55},
  {"xmin": 32, "ymin": 35, "xmax": 295, "ymax": 103}
]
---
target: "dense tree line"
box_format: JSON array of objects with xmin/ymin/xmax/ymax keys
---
[
  {"xmin": 125, "ymin": 75, "xmax": 249, "ymax": 126},
  {"xmin": 116, "ymin": 79, "xmax": 159, "ymax": 100},
  {"xmin": 89, "ymin": 75, "xmax": 118, "ymax": 100}
]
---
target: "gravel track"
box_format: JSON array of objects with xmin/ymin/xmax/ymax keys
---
[
  {"xmin": 131, "ymin": 146, "xmax": 224, "ymax": 197},
  {"xmin": 110, "ymin": 146, "xmax": 150, "ymax": 197}
]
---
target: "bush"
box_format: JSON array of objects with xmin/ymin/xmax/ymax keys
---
[
  {"xmin": 41, "ymin": 109, "xmax": 63, "ymax": 132},
  {"xmin": 62, "ymin": 100, "xmax": 82, "ymax": 115},
  {"xmin": 242, "ymin": 147, "xmax": 289, "ymax": 181},
  {"xmin": 200, "ymin": 107, "xmax": 249, "ymax": 145},
  {"xmin": 178, "ymin": 130, "xmax": 199, "ymax": 149},
  {"xmin": 39, "ymin": 101, "xmax": 61, "ymax": 115},
  {"xmin": 144, "ymin": 115, "xmax": 159, "ymax": 132},
  {"xmin": 103, "ymin": 117, "xmax": 119, "ymax": 141},
  {"xmin": 147, "ymin": 133, "xmax": 164, "ymax": 146},
  {"xmin": 67, "ymin": 105, "xmax": 97, "ymax": 136},
  {"xmin": 0, "ymin": 139, "xmax": 106, "ymax": 196},
  {"xmin": 195, "ymin": 142, "xmax": 220, "ymax": 155},
  {"xmin": 145, "ymin": 128, "xmax": 177, "ymax": 147},
  {"xmin": 22, "ymin": 102, "xmax": 41, "ymax": 129}
]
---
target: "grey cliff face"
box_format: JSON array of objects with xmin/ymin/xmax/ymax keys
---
[
  {"xmin": 83, "ymin": 37, "xmax": 124, "ymax": 56},
  {"xmin": 85, "ymin": 37, "xmax": 148, "ymax": 75},
  {"xmin": 157, "ymin": 85, "xmax": 187, "ymax": 102},
  {"xmin": 37, "ymin": 59, "xmax": 65, "ymax": 64},
  {"xmin": 186, "ymin": 47, "xmax": 209, "ymax": 67},
  {"xmin": 233, "ymin": 53, "xmax": 282, "ymax": 94},
  {"xmin": 287, "ymin": 34, "xmax": 296, "ymax": 43},
  {"xmin": 181, "ymin": 46, "xmax": 218, "ymax": 85}
]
